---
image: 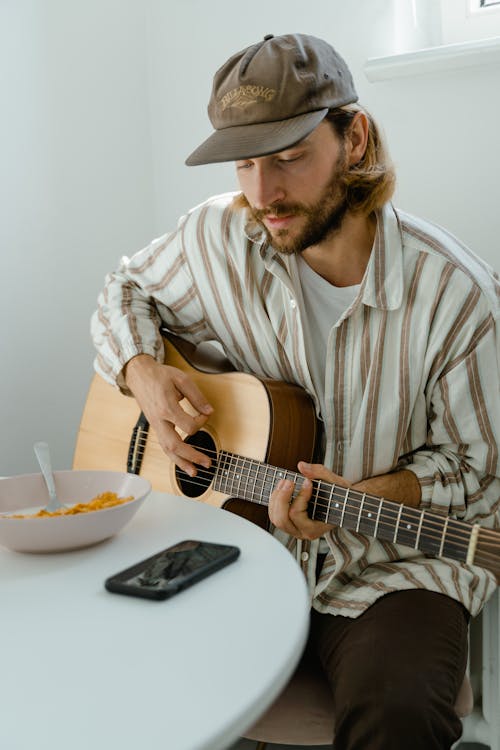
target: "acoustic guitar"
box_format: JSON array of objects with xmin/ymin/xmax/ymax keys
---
[{"xmin": 74, "ymin": 334, "xmax": 500, "ymax": 584}]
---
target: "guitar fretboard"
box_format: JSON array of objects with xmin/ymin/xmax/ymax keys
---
[{"xmin": 213, "ymin": 450, "xmax": 472, "ymax": 563}]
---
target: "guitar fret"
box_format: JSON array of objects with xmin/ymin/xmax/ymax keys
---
[
  {"xmin": 421, "ymin": 522, "xmax": 445, "ymax": 556},
  {"xmin": 328, "ymin": 494, "xmax": 344, "ymax": 526},
  {"xmin": 355, "ymin": 492, "xmax": 366, "ymax": 533},
  {"xmin": 213, "ymin": 451, "xmax": 228, "ymax": 494},
  {"xmin": 237, "ymin": 456, "xmax": 244, "ymax": 497},
  {"xmin": 311, "ymin": 481, "xmax": 326, "ymax": 523},
  {"xmin": 375, "ymin": 498, "xmax": 383, "ymax": 538},
  {"xmin": 241, "ymin": 456, "xmax": 251, "ymax": 500},
  {"xmin": 312, "ymin": 481, "xmax": 320, "ymax": 519},
  {"xmin": 258, "ymin": 462, "xmax": 268, "ymax": 502},
  {"xmin": 289, "ymin": 470, "xmax": 302, "ymax": 501},
  {"xmin": 439, "ymin": 516, "xmax": 449, "ymax": 558},
  {"xmin": 222, "ymin": 452, "xmax": 232, "ymax": 495},
  {"xmin": 250, "ymin": 459, "xmax": 260, "ymax": 499},
  {"xmin": 442, "ymin": 518, "xmax": 469, "ymax": 564},
  {"xmin": 415, "ymin": 510, "xmax": 424, "ymax": 551},
  {"xmin": 238, "ymin": 456, "xmax": 246, "ymax": 498},
  {"xmin": 224, "ymin": 452, "xmax": 232, "ymax": 493},
  {"xmin": 393, "ymin": 504, "xmax": 403, "ymax": 543},
  {"xmin": 326, "ymin": 483, "xmax": 337, "ymax": 525},
  {"xmin": 261, "ymin": 464, "xmax": 270, "ymax": 505},
  {"xmin": 358, "ymin": 498, "xmax": 381, "ymax": 538},
  {"xmin": 339, "ymin": 486, "xmax": 347, "ymax": 527},
  {"xmin": 392, "ymin": 506, "xmax": 417, "ymax": 548},
  {"xmin": 272, "ymin": 467, "xmax": 279, "ymax": 496},
  {"xmin": 250, "ymin": 460, "xmax": 259, "ymax": 502},
  {"xmin": 229, "ymin": 453, "xmax": 239, "ymax": 496}
]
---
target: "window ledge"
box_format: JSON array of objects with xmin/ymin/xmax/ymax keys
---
[{"xmin": 364, "ymin": 36, "xmax": 500, "ymax": 81}]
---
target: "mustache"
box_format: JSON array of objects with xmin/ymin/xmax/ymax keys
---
[{"xmin": 251, "ymin": 204, "xmax": 306, "ymax": 221}]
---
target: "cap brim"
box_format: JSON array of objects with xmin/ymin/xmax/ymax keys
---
[{"xmin": 185, "ymin": 109, "xmax": 329, "ymax": 166}]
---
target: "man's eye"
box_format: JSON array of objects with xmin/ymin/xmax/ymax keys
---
[
  {"xmin": 236, "ymin": 162, "xmax": 253, "ymax": 170},
  {"xmin": 278, "ymin": 155, "xmax": 302, "ymax": 164}
]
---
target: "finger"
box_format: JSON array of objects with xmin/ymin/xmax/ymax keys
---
[
  {"xmin": 289, "ymin": 477, "xmax": 333, "ymax": 539},
  {"xmin": 152, "ymin": 422, "xmax": 211, "ymax": 475},
  {"xmin": 269, "ymin": 479, "xmax": 302, "ymax": 536},
  {"xmin": 163, "ymin": 402, "xmax": 210, "ymax": 437},
  {"xmin": 171, "ymin": 370, "xmax": 213, "ymax": 416},
  {"xmin": 297, "ymin": 461, "xmax": 351, "ymax": 488},
  {"xmin": 288, "ymin": 476, "xmax": 313, "ymax": 526}
]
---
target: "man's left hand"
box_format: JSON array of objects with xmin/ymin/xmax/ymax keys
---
[
  {"xmin": 268, "ymin": 461, "xmax": 422, "ymax": 540},
  {"xmin": 268, "ymin": 461, "xmax": 348, "ymax": 540}
]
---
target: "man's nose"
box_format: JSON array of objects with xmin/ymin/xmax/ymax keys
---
[{"xmin": 249, "ymin": 165, "xmax": 285, "ymax": 211}]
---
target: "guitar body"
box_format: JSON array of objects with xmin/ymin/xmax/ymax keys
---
[
  {"xmin": 73, "ymin": 336, "xmax": 500, "ymax": 581},
  {"xmin": 74, "ymin": 336, "xmax": 318, "ymax": 527}
]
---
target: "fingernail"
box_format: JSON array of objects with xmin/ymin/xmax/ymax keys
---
[
  {"xmin": 303, "ymin": 478, "xmax": 311, "ymax": 488},
  {"xmin": 202, "ymin": 404, "xmax": 213, "ymax": 415},
  {"xmin": 301, "ymin": 462, "xmax": 312, "ymax": 471}
]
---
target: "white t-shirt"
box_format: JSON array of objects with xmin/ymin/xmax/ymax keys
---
[{"xmin": 297, "ymin": 254, "xmax": 360, "ymax": 422}]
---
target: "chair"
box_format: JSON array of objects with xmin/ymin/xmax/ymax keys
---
[
  {"xmin": 243, "ymin": 624, "xmax": 477, "ymax": 749},
  {"xmin": 459, "ymin": 588, "xmax": 500, "ymax": 750}
]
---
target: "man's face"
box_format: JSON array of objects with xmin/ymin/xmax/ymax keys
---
[{"xmin": 235, "ymin": 121, "xmax": 349, "ymax": 254}]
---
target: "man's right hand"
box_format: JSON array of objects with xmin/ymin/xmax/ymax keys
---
[{"xmin": 124, "ymin": 354, "xmax": 214, "ymax": 477}]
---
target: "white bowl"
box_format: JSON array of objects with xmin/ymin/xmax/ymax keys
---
[{"xmin": 0, "ymin": 470, "xmax": 151, "ymax": 553}]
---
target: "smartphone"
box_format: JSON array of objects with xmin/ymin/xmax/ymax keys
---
[{"xmin": 104, "ymin": 539, "xmax": 240, "ymax": 600}]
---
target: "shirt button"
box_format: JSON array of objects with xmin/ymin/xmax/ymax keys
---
[
  {"xmin": 301, "ymin": 551, "xmax": 309, "ymax": 562},
  {"xmin": 337, "ymin": 441, "xmax": 343, "ymax": 451},
  {"xmin": 290, "ymin": 299, "xmax": 297, "ymax": 309}
]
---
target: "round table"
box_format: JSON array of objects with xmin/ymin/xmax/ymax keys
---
[{"xmin": 0, "ymin": 492, "xmax": 310, "ymax": 750}]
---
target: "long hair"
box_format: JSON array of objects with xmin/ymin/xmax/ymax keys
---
[{"xmin": 326, "ymin": 104, "xmax": 396, "ymax": 215}]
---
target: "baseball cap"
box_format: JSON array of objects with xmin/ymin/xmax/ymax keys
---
[{"xmin": 185, "ymin": 33, "xmax": 358, "ymax": 166}]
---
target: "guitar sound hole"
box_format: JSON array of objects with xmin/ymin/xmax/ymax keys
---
[{"xmin": 175, "ymin": 430, "xmax": 217, "ymax": 498}]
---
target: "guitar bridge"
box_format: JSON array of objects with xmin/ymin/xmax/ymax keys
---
[{"xmin": 127, "ymin": 412, "xmax": 149, "ymax": 475}]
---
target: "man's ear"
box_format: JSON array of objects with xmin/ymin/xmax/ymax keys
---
[{"xmin": 347, "ymin": 111, "xmax": 369, "ymax": 166}]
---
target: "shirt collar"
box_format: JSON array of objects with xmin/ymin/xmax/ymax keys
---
[{"xmin": 360, "ymin": 202, "xmax": 404, "ymax": 311}]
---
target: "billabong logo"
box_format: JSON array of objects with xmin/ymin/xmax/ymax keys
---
[{"xmin": 220, "ymin": 85, "xmax": 276, "ymax": 111}]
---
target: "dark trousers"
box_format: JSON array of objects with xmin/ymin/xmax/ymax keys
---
[{"xmin": 308, "ymin": 589, "xmax": 470, "ymax": 750}]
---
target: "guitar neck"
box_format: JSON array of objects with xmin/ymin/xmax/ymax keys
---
[{"xmin": 213, "ymin": 450, "xmax": 474, "ymax": 565}]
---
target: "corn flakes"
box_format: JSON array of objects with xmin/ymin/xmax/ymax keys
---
[{"xmin": 8, "ymin": 492, "xmax": 133, "ymax": 518}]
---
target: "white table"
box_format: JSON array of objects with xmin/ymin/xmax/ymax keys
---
[{"xmin": 0, "ymin": 492, "xmax": 310, "ymax": 750}]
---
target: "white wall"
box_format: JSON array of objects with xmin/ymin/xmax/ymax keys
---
[
  {"xmin": 2, "ymin": 0, "xmax": 499, "ymax": 476},
  {"xmin": 1, "ymin": 0, "xmax": 155, "ymax": 475}
]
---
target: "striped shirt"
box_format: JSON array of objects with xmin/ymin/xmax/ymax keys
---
[{"xmin": 92, "ymin": 193, "xmax": 500, "ymax": 617}]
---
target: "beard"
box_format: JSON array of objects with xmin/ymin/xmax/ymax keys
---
[{"xmin": 242, "ymin": 149, "xmax": 350, "ymax": 255}]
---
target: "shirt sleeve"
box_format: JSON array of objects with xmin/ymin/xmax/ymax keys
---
[
  {"xmin": 90, "ymin": 219, "xmax": 208, "ymax": 392},
  {"xmin": 401, "ymin": 309, "xmax": 500, "ymax": 528}
]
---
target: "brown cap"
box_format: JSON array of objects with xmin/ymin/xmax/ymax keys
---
[{"xmin": 185, "ymin": 33, "xmax": 358, "ymax": 166}]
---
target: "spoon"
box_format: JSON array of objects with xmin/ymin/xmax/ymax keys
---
[
  {"xmin": 0, "ymin": 443, "xmax": 68, "ymax": 518},
  {"xmin": 33, "ymin": 441, "xmax": 66, "ymax": 513}
]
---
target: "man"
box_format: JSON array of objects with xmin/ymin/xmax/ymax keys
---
[{"xmin": 92, "ymin": 34, "xmax": 500, "ymax": 749}]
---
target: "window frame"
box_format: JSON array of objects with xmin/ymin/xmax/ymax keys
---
[{"xmin": 440, "ymin": 0, "xmax": 500, "ymax": 45}]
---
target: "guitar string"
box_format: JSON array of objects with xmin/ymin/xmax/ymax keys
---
[
  {"xmin": 181, "ymin": 462, "xmax": 487, "ymax": 553},
  {"xmin": 173, "ymin": 465, "xmax": 500, "ymax": 569},
  {"xmin": 131, "ymin": 437, "xmax": 500, "ymax": 553},
  {"xmin": 131, "ymin": 436, "xmax": 497, "ymax": 550}
]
